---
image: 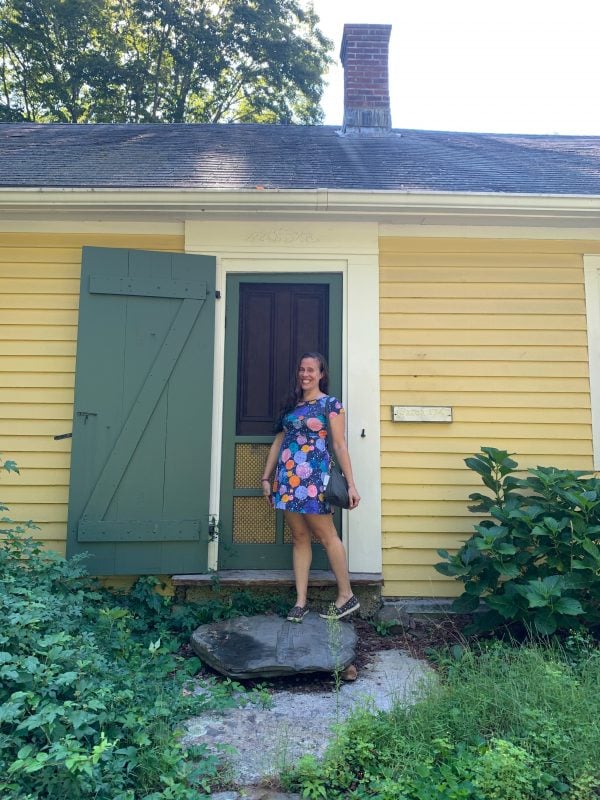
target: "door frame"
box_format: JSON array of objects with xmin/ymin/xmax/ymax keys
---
[
  {"xmin": 219, "ymin": 273, "xmax": 343, "ymax": 569},
  {"xmin": 185, "ymin": 220, "xmax": 383, "ymax": 575}
]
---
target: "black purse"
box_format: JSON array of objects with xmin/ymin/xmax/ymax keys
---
[{"xmin": 324, "ymin": 399, "xmax": 350, "ymax": 509}]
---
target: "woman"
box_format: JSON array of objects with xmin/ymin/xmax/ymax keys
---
[{"xmin": 261, "ymin": 352, "xmax": 361, "ymax": 622}]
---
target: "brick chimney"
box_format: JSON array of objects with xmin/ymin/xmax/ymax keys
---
[{"xmin": 340, "ymin": 23, "xmax": 392, "ymax": 134}]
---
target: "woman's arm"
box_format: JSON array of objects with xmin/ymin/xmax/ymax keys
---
[
  {"xmin": 328, "ymin": 412, "xmax": 361, "ymax": 510},
  {"xmin": 261, "ymin": 431, "xmax": 284, "ymax": 505}
]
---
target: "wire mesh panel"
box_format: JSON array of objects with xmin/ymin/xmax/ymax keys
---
[
  {"xmin": 232, "ymin": 496, "xmax": 277, "ymax": 544},
  {"xmin": 234, "ymin": 443, "xmax": 271, "ymax": 489}
]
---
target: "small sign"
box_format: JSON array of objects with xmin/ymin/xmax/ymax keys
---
[{"xmin": 392, "ymin": 406, "xmax": 452, "ymax": 423}]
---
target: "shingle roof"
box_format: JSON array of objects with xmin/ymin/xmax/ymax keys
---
[{"xmin": 2, "ymin": 122, "xmax": 600, "ymax": 195}]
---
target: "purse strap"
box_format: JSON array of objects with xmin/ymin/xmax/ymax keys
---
[{"xmin": 325, "ymin": 397, "xmax": 339, "ymax": 469}]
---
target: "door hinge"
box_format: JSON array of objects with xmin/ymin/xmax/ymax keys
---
[{"xmin": 208, "ymin": 515, "xmax": 220, "ymax": 541}]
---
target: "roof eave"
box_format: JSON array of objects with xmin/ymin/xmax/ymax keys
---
[{"xmin": 1, "ymin": 186, "xmax": 600, "ymax": 224}]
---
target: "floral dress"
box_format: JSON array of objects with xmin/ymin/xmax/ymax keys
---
[{"xmin": 272, "ymin": 395, "xmax": 344, "ymax": 514}]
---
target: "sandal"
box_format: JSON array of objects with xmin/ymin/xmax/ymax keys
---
[
  {"xmin": 287, "ymin": 604, "xmax": 309, "ymax": 622},
  {"xmin": 319, "ymin": 595, "xmax": 360, "ymax": 620}
]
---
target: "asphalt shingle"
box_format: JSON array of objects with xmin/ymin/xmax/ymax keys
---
[{"xmin": 2, "ymin": 122, "xmax": 600, "ymax": 195}]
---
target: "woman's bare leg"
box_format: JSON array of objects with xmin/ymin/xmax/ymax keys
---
[
  {"xmin": 284, "ymin": 511, "xmax": 313, "ymax": 608},
  {"xmin": 305, "ymin": 514, "xmax": 353, "ymax": 607}
]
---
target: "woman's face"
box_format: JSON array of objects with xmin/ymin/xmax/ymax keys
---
[{"xmin": 298, "ymin": 357, "xmax": 323, "ymax": 395}]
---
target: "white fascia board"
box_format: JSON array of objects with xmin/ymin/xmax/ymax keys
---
[{"xmin": 2, "ymin": 187, "xmax": 600, "ymax": 223}]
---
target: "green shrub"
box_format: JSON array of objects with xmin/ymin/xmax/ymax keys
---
[{"xmin": 435, "ymin": 447, "xmax": 600, "ymax": 635}]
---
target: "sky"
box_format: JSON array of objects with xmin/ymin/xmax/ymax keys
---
[{"xmin": 309, "ymin": 0, "xmax": 600, "ymax": 136}]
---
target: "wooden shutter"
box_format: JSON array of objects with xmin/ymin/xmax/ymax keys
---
[{"xmin": 66, "ymin": 247, "xmax": 216, "ymax": 575}]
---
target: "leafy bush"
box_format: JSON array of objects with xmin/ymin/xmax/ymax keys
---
[
  {"xmin": 282, "ymin": 641, "xmax": 600, "ymax": 799},
  {"xmin": 435, "ymin": 447, "xmax": 600, "ymax": 635}
]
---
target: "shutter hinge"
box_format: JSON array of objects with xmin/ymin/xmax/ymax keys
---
[
  {"xmin": 215, "ymin": 290, "xmax": 222, "ymax": 299},
  {"xmin": 208, "ymin": 515, "xmax": 220, "ymax": 541}
]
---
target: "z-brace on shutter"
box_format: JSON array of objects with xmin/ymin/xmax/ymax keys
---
[{"xmin": 66, "ymin": 247, "xmax": 216, "ymax": 575}]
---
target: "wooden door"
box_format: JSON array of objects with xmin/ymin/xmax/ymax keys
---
[
  {"xmin": 66, "ymin": 247, "xmax": 216, "ymax": 575},
  {"xmin": 219, "ymin": 274, "xmax": 343, "ymax": 569}
]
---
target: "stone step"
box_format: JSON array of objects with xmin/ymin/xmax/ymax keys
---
[{"xmin": 172, "ymin": 569, "xmax": 382, "ymax": 587}]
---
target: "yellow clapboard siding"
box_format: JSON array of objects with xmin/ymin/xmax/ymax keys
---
[
  {"xmin": 382, "ymin": 532, "xmax": 473, "ymax": 549},
  {"xmin": 383, "ymin": 580, "xmax": 461, "ymax": 598},
  {"xmin": 383, "ymin": 468, "xmax": 487, "ymax": 485},
  {"xmin": 0, "ymin": 278, "xmax": 80, "ymax": 294},
  {"xmin": 378, "ymin": 236, "xmax": 600, "ymax": 254},
  {"xmin": 381, "ymin": 375, "xmax": 590, "ymax": 392},
  {"xmin": 0, "ymin": 342, "xmax": 76, "ymax": 356},
  {"xmin": 1, "ymin": 310, "xmax": 78, "ymax": 324},
  {"xmin": 0, "ymin": 453, "xmax": 71, "ymax": 468},
  {"xmin": 381, "ymin": 438, "xmax": 592, "ymax": 456},
  {"xmin": 0, "ymin": 403, "xmax": 73, "ymax": 420},
  {"xmin": 382, "ymin": 549, "xmax": 458, "ymax": 565},
  {"xmin": 0, "ymin": 435, "xmax": 71, "ymax": 452},
  {"xmin": 381, "ymin": 391, "xmax": 590, "ymax": 409},
  {"xmin": 381, "ymin": 361, "xmax": 589, "ymax": 377},
  {"xmin": 380, "ymin": 313, "xmax": 586, "ymax": 330},
  {"xmin": 3, "ymin": 486, "xmax": 68, "ymax": 503},
  {"xmin": 383, "ymin": 282, "xmax": 584, "ymax": 299},
  {"xmin": 379, "ymin": 329, "xmax": 588, "ymax": 346},
  {"xmin": 380, "ymin": 345, "xmax": 587, "ymax": 362},
  {"xmin": 380, "ymin": 297, "xmax": 585, "ymax": 315},
  {"xmin": 379, "ymin": 236, "xmax": 595, "ymax": 597},
  {"xmin": 384, "ymin": 565, "xmax": 455, "ymax": 581},
  {"xmin": 0, "ymin": 468, "xmax": 70, "ymax": 486},
  {"xmin": 0, "ymin": 420, "xmax": 74, "ymax": 435},
  {"xmin": 382, "ymin": 484, "xmax": 493, "ymax": 502},
  {"xmin": 378, "ymin": 249, "xmax": 584, "ymax": 266},
  {"xmin": 1, "ymin": 295, "xmax": 78, "ymax": 309},
  {"xmin": 0, "ymin": 387, "xmax": 74, "ymax": 403},
  {"xmin": 1, "ymin": 373, "xmax": 74, "ymax": 388},
  {"xmin": 3, "ymin": 504, "xmax": 66, "ymax": 522},
  {"xmin": 0, "ymin": 356, "xmax": 74, "ymax": 372},
  {"xmin": 381, "ymin": 422, "xmax": 591, "ymax": 440},
  {"xmin": 380, "ymin": 265, "xmax": 581, "ymax": 282},
  {"xmin": 380, "ymin": 451, "xmax": 594, "ymax": 470},
  {"xmin": 0, "ymin": 232, "xmax": 183, "ymax": 248},
  {"xmin": 0, "ymin": 326, "xmax": 77, "ymax": 341},
  {"xmin": 0, "ymin": 263, "xmax": 81, "ymax": 279}
]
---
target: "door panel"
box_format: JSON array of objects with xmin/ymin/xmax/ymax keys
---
[
  {"xmin": 67, "ymin": 247, "xmax": 216, "ymax": 575},
  {"xmin": 220, "ymin": 275, "xmax": 343, "ymax": 569}
]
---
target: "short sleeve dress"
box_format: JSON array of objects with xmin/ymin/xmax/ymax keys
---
[{"xmin": 272, "ymin": 395, "xmax": 344, "ymax": 514}]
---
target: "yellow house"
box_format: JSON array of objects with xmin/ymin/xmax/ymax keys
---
[{"xmin": 1, "ymin": 24, "xmax": 599, "ymax": 600}]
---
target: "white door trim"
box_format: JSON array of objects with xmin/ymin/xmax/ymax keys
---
[{"xmin": 185, "ymin": 220, "xmax": 382, "ymax": 573}]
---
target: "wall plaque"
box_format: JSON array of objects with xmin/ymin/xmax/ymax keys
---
[{"xmin": 392, "ymin": 406, "xmax": 452, "ymax": 423}]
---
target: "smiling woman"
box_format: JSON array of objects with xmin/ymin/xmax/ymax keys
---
[{"xmin": 261, "ymin": 352, "xmax": 361, "ymax": 622}]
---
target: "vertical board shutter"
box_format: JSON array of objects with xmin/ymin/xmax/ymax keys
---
[{"xmin": 66, "ymin": 247, "xmax": 216, "ymax": 575}]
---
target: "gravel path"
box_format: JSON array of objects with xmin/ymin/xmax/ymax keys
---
[{"xmin": 183, "ymin": 648, "xmax": 430, "ymax": 788}]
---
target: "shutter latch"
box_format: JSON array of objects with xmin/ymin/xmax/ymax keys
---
[{"xmin": 208, "ymin": 516, "xmax": 220, "ymax": 541}]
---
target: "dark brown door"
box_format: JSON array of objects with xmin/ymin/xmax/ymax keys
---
[{"xmin": 220, "ymin": 274, "xmax": 343, "ymax": 569}]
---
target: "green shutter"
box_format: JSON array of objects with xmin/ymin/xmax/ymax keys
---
[{"xmin": 66, "ymin": 247, "xmax": 216, "ymax": 575}]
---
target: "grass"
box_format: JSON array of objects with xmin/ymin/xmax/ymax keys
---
[{"xmin": 282, "ymin": 636, "xmax": 600, "ymax": 799}]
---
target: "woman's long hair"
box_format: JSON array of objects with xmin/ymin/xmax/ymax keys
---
[{"xmin": 275, "ymin": 352, "xmax": 330, "ymax": 430}]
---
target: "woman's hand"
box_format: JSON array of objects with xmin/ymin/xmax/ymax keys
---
[
  {"xmin": 261, "ymin": 478, "xmax": 273, "ymax": 507},
  {"xmin": 347, "ymin": 485, "xmax": 361, "ymax": 510}
]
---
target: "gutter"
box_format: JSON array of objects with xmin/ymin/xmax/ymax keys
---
[{"xmin": 1, "ymin": 187, "xmax": 600, "ymax": 224}]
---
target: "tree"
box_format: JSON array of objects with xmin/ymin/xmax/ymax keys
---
[{"xmin": 0, "ymin": 0, "xmax": 332, "ymax": 123}]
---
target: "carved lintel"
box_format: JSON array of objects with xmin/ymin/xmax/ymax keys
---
[{"xmin": 247, "ymin": 227, "xmax": 319, "ymax": 245}]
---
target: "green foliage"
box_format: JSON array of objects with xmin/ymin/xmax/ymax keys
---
[
  {"xmin": 282, "ymin": 642, "xmax": 600, "ymax": 799},
  {"xmin": 0, "ymin": 0, "xmax": 332, "ymax": 123},
  {"xmin": 435, "ymin": 447, "xmax": 600, "ymax": 635},
  {"xmin": 0, "ymin": 447, "xmax": 287, "ymax": 800}
]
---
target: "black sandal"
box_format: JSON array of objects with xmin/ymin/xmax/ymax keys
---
[
  {"xmin": 319, "ymin": 595, "xmax": 360, "ymax": 620},
  {"xmin": 286, "ymin": 605, "xmax": 309, "ymax": 622}
]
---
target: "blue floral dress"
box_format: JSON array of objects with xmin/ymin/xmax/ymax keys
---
[{"xmin": 272, "ymin": 395, "xmax": 344, "ymax": 514}]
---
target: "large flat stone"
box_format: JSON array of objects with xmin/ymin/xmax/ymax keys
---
[{"xmin": 190, "ymin": 613, "xmax": 357, "ymax": 679}]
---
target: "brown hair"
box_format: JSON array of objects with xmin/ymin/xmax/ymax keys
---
[{"xmin": 275, "ymin": 352, "xmax": 330, "ymax": 430}]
